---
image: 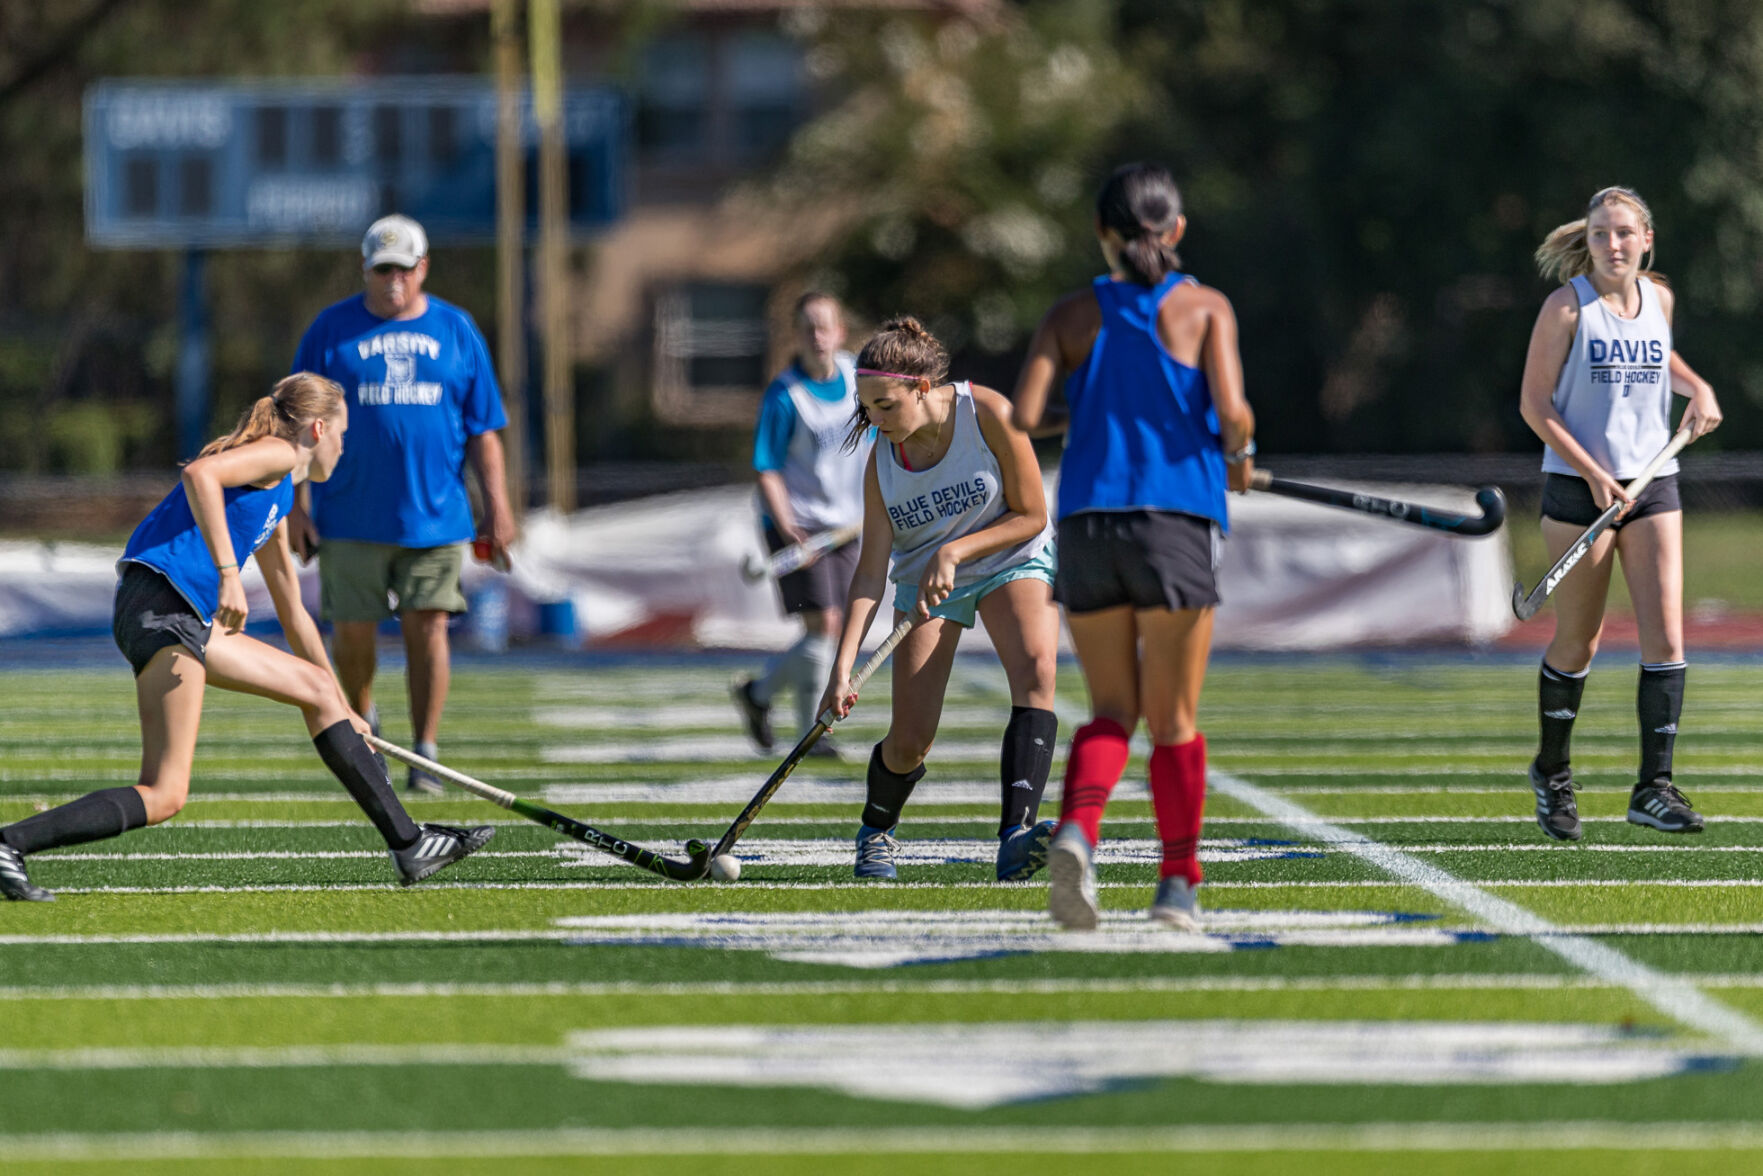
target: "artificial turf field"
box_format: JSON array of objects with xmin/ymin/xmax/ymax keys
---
[{"xmin": 2, "ymin": 643, "xmax": 1762, "ymax": 1173}]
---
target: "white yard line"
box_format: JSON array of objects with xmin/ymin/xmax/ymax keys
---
[
  {"xmin": 5, "ymin": 972, "xmax": 1763, "ymax": 1002},
  {"xmin": 1210, "ymin": 768, "xmax": 1763, "ymax": 1053},
  {"xmin": 7, "ymin": 1123, "xmax": 1763, "ymax": 1160}
]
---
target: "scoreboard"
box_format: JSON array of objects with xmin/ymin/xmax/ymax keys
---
[{"xmin": 84, "ymin": 78, "xmax": 626, "ymax": 248}]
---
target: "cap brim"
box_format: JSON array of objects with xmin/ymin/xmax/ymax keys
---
[{"xmin": 365, "ymin": 250, "xmax": 424, "ymax": 268}]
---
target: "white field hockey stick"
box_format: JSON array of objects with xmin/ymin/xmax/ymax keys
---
[
  {"xmin": 1511, "ymin": 425, "xmax": 1694, "ymax": 621},
  {"xmin": 741, "ymin": 524, "xmax": 862, "ymax": 582},
  {"xmin": 709, "ymin": 613, "xmax": 918, "ymax": 861},
  {"xmin": 368, "ymin": 735, "xmax": 710, "ymax": 880}
]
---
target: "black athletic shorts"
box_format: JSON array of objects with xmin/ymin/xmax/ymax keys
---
[
  {"xmin": 113, "ymin": 562, "xmax": 211, "ymax": 677},
  {"xmin": 1540, "ymin": 473, "xmax": 1680, "ymax": 531},
  {"xmin": 765, "ymin": 523, "xmax": 861, "ymax": 615},
  {"xmin": 1054, "ymin": 509, "xmax": 1222, "ymax": 614}
]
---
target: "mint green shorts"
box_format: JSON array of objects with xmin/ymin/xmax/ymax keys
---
[{"xmin": 891, "ymin": 545, "xmax": 1057, "ymax": 629}]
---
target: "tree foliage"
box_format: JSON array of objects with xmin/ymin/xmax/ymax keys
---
[{"xmin": 772, "ymin": 0, "xmax": 1763, "ymax": 452}]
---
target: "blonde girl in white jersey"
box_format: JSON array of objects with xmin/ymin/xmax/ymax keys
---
[
  {"xmin": 819, "ymin": 317, "xmax": 1062, "ymax": 883},
  {"xmin": 1520, "ymin": 186, "xmax": 1722, "ymax": 842}
]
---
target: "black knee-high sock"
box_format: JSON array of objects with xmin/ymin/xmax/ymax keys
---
[
  {"xmin": 313, "ymin": 721, "xmax": 421, "ymax": 849},
  {"xmin": 998, "ymin": 706, "xmax": 1058, "ymax": 836},
  {"xmin": 860, "ymin": 742, "xmax": 926, "ymax": 831},
  {"xmin": 1637, "ymin": 661, "xmax": 1687, "ymax": 785},
  {"xmin": 1537, "ymin": 662, "xmax": 1588, "ymax": 775},
  {"xmin": 0, "ymin": 787, "xmax": 148, "ymax": 855}
]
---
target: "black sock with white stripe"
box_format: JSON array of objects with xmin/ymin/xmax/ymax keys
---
[
  {"xmin": 860, "ymin": 742, "xmax": 926, "ymax": 831},
  {"xmin": 314, "ymin": 721, "xmax": 421, "ymax": 850},
  {"xmin": 0, "ymin": 787, "xmax": 148, "ymax": 855},
  {"xmin": 1636, "ymin": 661, "xmax": 1687, "ymax": 785},
  {"xmin": 998, "ymin": 706, "xmax": 1058, "ymax": 836},
  {"xmin": 1536, "ymin": 661, "xmax": 1588, "ymax": 775}
]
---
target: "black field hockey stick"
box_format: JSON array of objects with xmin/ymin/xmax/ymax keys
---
[
  {"xmin": 368, "ymin": 735, "xmax": 711, "ymax": 881},
  {"xmin": 710, "ymin": 613, "xmax": 918, "ymax": 861},
  {"xmin": 1511, "ymin": 425, "xmax": 1694, "ymax": 621},
  {"xmin": 1249, "ymin": 469, "xmax": 1507, "ymax": 536},
  {"xmin": 741, "ymin": 523, "xmax": 862, "ymax": 582}
]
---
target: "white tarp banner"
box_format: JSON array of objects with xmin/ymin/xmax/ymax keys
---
[{"xmin": 1, "ymin": 476, "xmax": 1511, "ymax": 650}]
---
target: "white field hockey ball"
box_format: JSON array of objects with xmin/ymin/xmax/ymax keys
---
[{"xmin": 710, "ymin": 854, "xmax": 742, "ymax": 882}]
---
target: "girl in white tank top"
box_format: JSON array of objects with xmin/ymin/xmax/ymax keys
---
[
  {"xmin": 816, "ymin": 317, "xmax": 1062, "ymax": 885},
  {"xmin": 1517, "ymin": 186, "xmax": 1723, "ymax": 842}
]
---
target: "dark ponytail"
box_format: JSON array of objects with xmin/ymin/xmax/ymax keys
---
[
  {"xmin": 1096, "ymin": 162, "xmax": 1184, "ymax": 287},
  {"xmin": 845, "ymin": 315, "xmax": 950, "ymax": 451}
]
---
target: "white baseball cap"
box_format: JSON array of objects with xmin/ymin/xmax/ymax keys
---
[{"xmin": 362, "ymin": 214, "xmax": 428, "ymax": 268}]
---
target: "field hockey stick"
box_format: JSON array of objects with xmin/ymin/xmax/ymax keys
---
[
  {"xmin": 1511, "ymin": 425, "xmax": 1694, "ymax": 621},
  {"xmin": 709, "ymin": 612, "xmax": 918, "ymax": 861},
  {"xmin": 367, "ymin": 735, "xmax": 711, "ymax": 881},
  {"xmin": 1250, "ymin": 470, "xmax": 1507, "ymax": 536},
  {"xmin": 741, "ymin": 524, "xmax": 862, "ymax": 582}
]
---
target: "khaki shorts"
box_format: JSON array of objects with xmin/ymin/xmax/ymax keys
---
[{"xmin": 319, "ymin": 540, "xmax": 468, "ymax": 623}]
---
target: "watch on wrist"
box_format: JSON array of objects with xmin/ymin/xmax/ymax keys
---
[{"xmin": 1225, "ymin": 440, "xmax": 1257, "ymax": 465}]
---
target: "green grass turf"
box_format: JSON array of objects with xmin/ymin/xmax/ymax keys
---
[{"xmin": 3, "ymin": 652, "xmax": 1762, "ymax": 1164}]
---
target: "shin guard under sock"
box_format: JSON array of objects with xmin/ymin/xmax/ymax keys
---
[
  {"xmin": 314, "ymin": 720, "xmax": 421, "ymax": 849},
  {"xmin": 1637, "ymin": 661, "xmax": 1686, "ymax": 784},
  {"xmin": 1537, "ymin": 661, "xmax": 1588, "ymax": 775},
  {"xmin": 1058, "ymin": 718, "xmax": 1131, "ymax": 846},
  {"xmin": 0, "ymin": 787, "xmax": 148, "ymax": 855},
  {"xmin": 860, "ymin": 741, "xmax": 926, "ymax": 830},
  {"xmin": 1150, "ymin": 734, "xmax": 1207, "ymax": 885},
  {"xmin": 998, "ymin": 706, "xmax": 1058, "ymax": 835}
]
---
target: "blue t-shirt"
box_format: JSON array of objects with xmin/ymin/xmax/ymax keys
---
[
  {"xmin": 292, "ymin": 294, "xmax": 507, "ymax": 547},
  {"xmin": 1058, "ymin": 273, "xmax": 1230, "ymax": 533},
  {"xmin": 120, "ymin": 475, "xmax": 295, "ymax": 624},
  {"xmin": 752, "ymin": 361, "xmax": 851, "ymax": 473}
]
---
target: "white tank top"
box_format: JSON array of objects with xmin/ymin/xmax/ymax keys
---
[
  {"xmin": 776, "ymin": 352, "xmax": 869, "ymax": 532},
  {"xmin": 876, "ymin": 382, "xmax": 1053, "ymax": 589},
  {"xmin": 1542, "ymin": 275, "xmax": 1676, "ymax": 480}
]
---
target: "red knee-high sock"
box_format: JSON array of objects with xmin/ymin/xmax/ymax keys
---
[
  {"xmin": 1150, "ymin": 733, "xmax": 1207, "ymax": 884},
  {"xmin": 1058, "ymin": 718, "xmax": 1131, "ymax": 845}
]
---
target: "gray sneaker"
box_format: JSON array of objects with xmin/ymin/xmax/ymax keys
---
[
  {"xmin": 1529, "ymin": 760, "xmax": 1582, "ymax": 842},
  {"xmin": 1047, "ymin": 823, "xmax": 1100, "ymax": 931},
  {"xmin": 0, "ymin": 843, "xmax": 53, "ymax": 902},
  {"xmin": 390, "ymin": 823, "xmax": 496, "ymax": 886},
  {"xmin": 1628, "ymin": 781, "xmax": 1704, "ymax": 834},
  {"xmin": 1150, "ymin": 876, "xmax": 1201, "ymax": 931}
]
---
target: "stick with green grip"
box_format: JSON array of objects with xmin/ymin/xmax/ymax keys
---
[{"xmin": 368, "ymin": 735, "xmax": 711, "ymax": 881}]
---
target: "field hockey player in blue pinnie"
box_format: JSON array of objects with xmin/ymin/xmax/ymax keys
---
[
  {"xmin": 1519, "ymin": 186, "xmax": 1723, "ymax": 843},
  {"xmin": 818, "ymin": 316, "xmax": 1062, "ymax": 884},
  {"xmin": 0, "ymin": 374, "xmax": 493, "ymax": 903},
  {"xmin": 1014, "ymin": 162, "xmax": 1257, "ymax": 934}
]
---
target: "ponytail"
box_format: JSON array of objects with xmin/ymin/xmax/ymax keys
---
[
  {"xmin": 1097, "ymin": 162, "xmax": 1184, "ymax": 287},
  {"xmin": 195, "ymin": 372, "xmax": 345, "ymax": 459}
]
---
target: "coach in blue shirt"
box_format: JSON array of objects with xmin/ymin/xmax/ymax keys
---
[{"xmin": 287, "ymin": 214, "xmax": 515, "ymax": 792}]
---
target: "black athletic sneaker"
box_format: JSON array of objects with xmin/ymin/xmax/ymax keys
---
[
  {"xmin": 389, "ymin": 823, "xmax": 496, "ymax": 886},
  {"xmin": 1529, "ymin": 760, "xmax": 1582, "ymax": 842},
  {"xmin": 731, "ymin": 677, "xmax": 774, "ymax": 751},
  {"xmin": 0, "ymin": 843, "xmax": 53, "ymax": 902},
  {"xmin": 1628, "ymin": 781, "xmax": 1705, "ymax": 834}
]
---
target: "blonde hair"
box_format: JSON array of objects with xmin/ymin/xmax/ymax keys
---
[
  {"xmin": 195, "ymin": 372, "xmax": 345, "ymax": 459},
  {"xmin": 1534, "ymin": 186, "xmax": 1666, "ymax": 286}
]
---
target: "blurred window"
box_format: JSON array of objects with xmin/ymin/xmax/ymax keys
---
[
  {"xmin": 638, "ymin": 30, "xmax": 804, "ymax": 166},
  {"xmin": 638, "ymin": 37, "xmax": 710, "ymax": 162},
  {"xmin": 655, "ymin": 282, "xmax": 770, "ymax": 396}
]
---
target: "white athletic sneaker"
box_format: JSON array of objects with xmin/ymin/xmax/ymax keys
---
[
  {"xmin": 1046, "ymin": 823, "xmax": 1100, "ymax": 931},
  {"xmin": 1150, "ymin": 876, "xmax": 1202, "ymax": 932}
]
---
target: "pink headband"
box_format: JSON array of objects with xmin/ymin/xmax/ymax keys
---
[{"xmin": 855, "ymin": 368, "xmax": 924, "ymax": 382}]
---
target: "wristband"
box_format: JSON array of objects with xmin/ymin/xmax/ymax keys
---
[
  {"xmin": 215, "ymin": 562, "xmax": 238, "ymax": 572},
  {"xmin": 1225, "ymin": 440, "xmax": 1257, "ymax": 464}
]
